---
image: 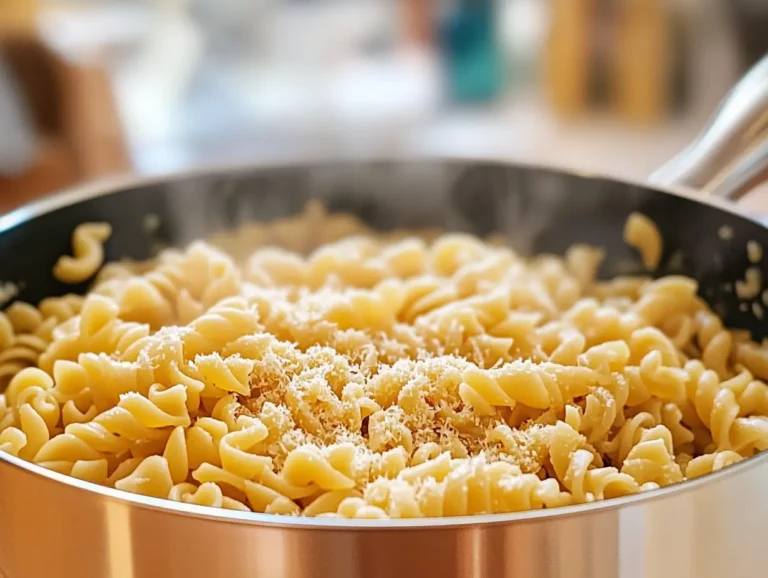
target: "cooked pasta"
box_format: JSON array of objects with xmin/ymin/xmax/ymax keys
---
[
  {"xmin": 624, "ymin": 212, "xmax": 662, "ymax": 270},
  {"xmin": 1, "ymin": 203, "xmax": 767, "ymax": 519},
  {"xmin": 53, "ymin": 222, "xmax": 112, "ymax": 284}
]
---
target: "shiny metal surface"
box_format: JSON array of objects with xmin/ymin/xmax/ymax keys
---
[
  {"xmin": 1, "ymin": 449, "xmax": 768, "ymax": 578},
  {"xmin": 651, "ymin": 53, "xmax": 768, "ymax": 198},
  {"xmin": 710, "ymin": 138, "xmax": 768, "ymax": 199}
]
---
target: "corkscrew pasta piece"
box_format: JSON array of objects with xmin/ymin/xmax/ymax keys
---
[
  {"xmin": 693, "ymin": 311, "xmax": 733, "ymax": 380},
  {"xmin": 182, "ymin": 297, "xmax": 262, "ymax": 358},
  {"xmin": 561, "ymin": 298, "xmax": 641, "ymax": 346},
  {"xmin": 114, "ymin": 455, "xmax": 174, "ymax": 498},
  {"xmin": 576, "ymin": 387, "xmax": 619, "ymax": 444},
  {"xmin": 170, "ymin": 481, "xmax": 251, "ymax": 512},
  {"xmin": 192, "ymin": 354, "xmax": 255, "ymax": 397},
  {"xmin": 459, "ymin": 360, "xmax": 598, "ymax": 415},
  {"xmin": 685, "ymin": 450, "xmax": 743, "ymax": 479},
  {"xmin": 336, "ymin": 454, "xmax": 572, "ymax": 518},
  {"xmin": 660, "ymin": 402, "xmax": 696, "ymax": 454},
  {"xmin": 302, "ymin": 489, "xmax": 363, "ymax": 517},
  {"xmin": 218, "ymin": 418, "xmax": 273, "ymax": 479},
  {"xmin": 720, "ymin": 369, "xmax": 768, "ymax": 417},
  {"xmin": 279, "ymin": 443, "xmax": 372, "ymax": 491},
  {"xmin": 624, "ymin": 350, "xmax": 688, "ymax": 404},
  {"xmin": 0, "ymin": 302, "xmax": 65, "ymax": 387},
  {"xmin": 681, "ymin": 360, "xmax": 768, "ymax": 455},
  {"xmin": 0, "ymin": 425, "xmax": 27, "ymax": 457},
  {"xmin": 38, "ymin": 294, "xmax": 84, "ymax": 324},
  {"xmin": 619, "ymin": 425, "xmax": 683, "ymax": 486},
  {"xmin": 548, "ymin": 422, "xmax": 646, "ymax": 502},
  {"xmin": 735, "ymin": 341, "xmax": 768, "ymax": 381},
  {"xmin": 623, "ymin": 212, "xmax": 662, "ymax": 270},
  {"xmin": 53, "ymin": 222, "xmax": 112, "ymax": 284},
  {"xmin": 632, "ymin": 276, "xmax": 702, "ymax": 327},
  {"xmin": 1, "ymin": 208, "xmax": 768, "ymax": 518}
]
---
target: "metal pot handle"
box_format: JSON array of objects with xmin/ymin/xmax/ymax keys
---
[{"xmin": 650, "ymin": 53, "xmax": 768, "ymax": 201}]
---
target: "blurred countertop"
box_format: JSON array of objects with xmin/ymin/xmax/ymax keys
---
[
  {"xmin": 34, "ymin": 0, "xmax": 768, "ymax": 210},
  {"xmin": 124, "ymin": 91, "xmax": 702, "ymax": 181}
]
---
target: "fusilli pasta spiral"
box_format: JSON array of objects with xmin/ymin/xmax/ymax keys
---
[{"xmin": 53, "ymin": 222, "xmax": 112, "ymax": 284}]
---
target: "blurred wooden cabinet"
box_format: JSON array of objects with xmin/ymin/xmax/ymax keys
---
[
  {"xmin": 1, "ymin": 0, "xmax": 39, "ymax": 37},
  {"xmin": 545, "ymin": 0, "xmax": 673, "ymax": 124},
  {"xmin": 0, "ymin": 2, "xmax": 130, "ymax": 213}
]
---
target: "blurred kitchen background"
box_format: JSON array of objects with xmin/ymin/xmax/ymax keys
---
[{"xmin": 0, "ymin": 0, "xmax": 766, "ymax": 214}]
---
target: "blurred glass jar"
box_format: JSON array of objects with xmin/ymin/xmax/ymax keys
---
[{"xmin": 437, "ymin": 0, "xmax": 503, "ymax": 104}]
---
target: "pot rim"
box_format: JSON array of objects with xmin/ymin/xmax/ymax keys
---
[
  {"xmin": 1, "ymin": 155, "xmax": 764, "ymax": 529},
  {"xmin": 0, "ymin": 154, "xmax": 758, "ymax": 234}
]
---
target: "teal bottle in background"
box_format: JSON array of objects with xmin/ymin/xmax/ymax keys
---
[{"xmin": 438, "ymin": 0, "xmax": 503, "ymax": 104}]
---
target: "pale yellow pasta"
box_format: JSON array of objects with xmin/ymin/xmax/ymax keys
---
[
  {"xmin": 685, "ymin": 450, "xmax": 743, "ymax": 479},
  {"xmin": 549, "ymin": 421, "xmax": 645, "ymax": 502},
  {"xmin": 624, "ymin": 212, "xmax": 662, "ymax": 270},
  {"xmin": 619, "ymin": 425, "xmax": 683, "ymax": 486},
  {"xmin": 0, "ymin": 301, "xmax": 69, "ymax": 389},
  {"xmin": 0, "ymin": 207, "xmax": 767, "ymax": 519},
  {"xmin": 169, "ymin": 481, "xmax": 250, "ymax": 512},
  {"xmin": 302, "ymin": 488, "xmax": 362, "ymax": 517},
  {"xmin": 114, "ymin": 454, "xmax": 174, "ymax": 498},
  {"xmin": 747, "ymin": 240, "xmax": 763, "ymax": 264},
  {"xmin": 53, "ymin": 222, "xmax": 112, "ymax": 284},
  {"xmin": 735, "ymin": 267, "xmax": 762, "ymax": 300}
]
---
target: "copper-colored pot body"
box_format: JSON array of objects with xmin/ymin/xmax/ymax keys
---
[{"xmin": 1, "ymin": 449, "xmax": 768, "ymax": 578}]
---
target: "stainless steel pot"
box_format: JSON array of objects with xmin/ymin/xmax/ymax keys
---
[{"xmin": 0, "ymin": 55, "xmax": 767, "ymax": 578}]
